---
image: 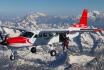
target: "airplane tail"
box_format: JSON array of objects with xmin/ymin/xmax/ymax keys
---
[{"xmin": 72, "ymin": 9, "xmax": 88, "ymax": 28}]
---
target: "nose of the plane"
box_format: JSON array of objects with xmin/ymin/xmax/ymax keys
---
[{"xmin": 7, "ymin": 36, "xmax": 28, "ymax": 44}]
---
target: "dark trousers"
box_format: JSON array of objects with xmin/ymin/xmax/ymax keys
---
[{"xmin": 63, "ymin": 45, "xmax": 68, "ymax": 50}]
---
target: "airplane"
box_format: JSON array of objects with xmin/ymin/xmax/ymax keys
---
[{"xmin": 0, "ymin": 9, "xmax": 102, "ymax": 60}]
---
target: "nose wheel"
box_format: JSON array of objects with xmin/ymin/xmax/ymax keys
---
[
  {"xmin": 31, "ymin": 47, "xmax": 36, "ymax": 53},
  {"xmin": 50, "ymin": 50, "xmax": 56, "ymax": 56},
  {"xmin": 10, "ymin": 54, "xmax": 15, "ymax": 61}
]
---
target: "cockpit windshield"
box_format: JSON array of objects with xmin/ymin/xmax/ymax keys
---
[{"xmin": 20, "ymin": 32, "xmax": 34, "ymax": 38}]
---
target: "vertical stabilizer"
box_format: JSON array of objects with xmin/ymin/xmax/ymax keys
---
[
  {"xmin": 79, "ymin": 9, "xmax": 88, "ymax": 27},
  {"xmin": 72, "ymin": 9, "xmax": 88, "ymax": 28}
]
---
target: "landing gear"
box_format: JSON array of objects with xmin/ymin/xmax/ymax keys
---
[
  {"xmin": 50, "ymin": 50, "xmax": 56, "ymax": 56},
  {"xmin": 10, "ymin": 54, "xmax": 15, "ymax": 61},
  {"xmin": 10, "ymin": 50, "xmax": 17, "ymax": 61},
  {"xmin": 31, "ymin": 47, "xmax": 36, "ymax": 53},
  {"xmin": 48, "ymin": 44, "xmax": 57, "ymax": 56}
]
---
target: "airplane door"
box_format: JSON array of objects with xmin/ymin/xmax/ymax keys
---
[{"xmin": 59, "ymin": 33, "xmax": 66, "ymax": 42}]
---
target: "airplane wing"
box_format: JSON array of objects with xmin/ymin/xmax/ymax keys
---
[{"xmin": 41, "ymin": 28, "xmax": 102, "ymax": 34}]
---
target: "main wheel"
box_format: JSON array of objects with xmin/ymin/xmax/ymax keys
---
[
  {"xmin": 10, "ymin": 55, "xmax": 15, "ymax": 60},
  {"xmin": 50, "ymin": 50, "xmax": 56, "ymax": 56},
  {"xmin": 31, "ymin": 47, "xmax": 36, "ymax": 53}
]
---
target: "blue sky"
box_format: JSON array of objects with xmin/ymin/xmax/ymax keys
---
[{"xmin": 0, "ymin": 0, "xmax": 104, "ymax": 17}]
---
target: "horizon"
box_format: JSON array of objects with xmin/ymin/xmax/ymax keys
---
[{"xmin": 0, "ymin": 0, "xmax": 104, "ymax": 18}]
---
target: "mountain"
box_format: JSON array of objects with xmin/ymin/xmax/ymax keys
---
[
  {"xmin": 0, "ymin": 10, "xmax": 104, "ymax": 30},
  {"xmin": 19, "ymin": 10, "xmax": 104, "ymax": 29},
  {"xmin": 88, "ymin": 11, "xmax": 104, "ymax": 29},
  {"xmin": 0, "ymin": 11, "xmax": 104, "ymax": 70},
  {"xmin": 18, "ymin": 12, "xmax": 75, "ymax": 29}
]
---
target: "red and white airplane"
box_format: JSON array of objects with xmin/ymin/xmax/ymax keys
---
[{"xmin": 0, "ymin": 9, "xmax": 102, "ymax": 60}]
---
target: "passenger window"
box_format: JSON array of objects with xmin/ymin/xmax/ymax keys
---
[
  {"xmin": 39, "ymin": 34, "xmax": 42, "ymax": 38},
  {"xmin": 43, "ymin": 33, "xmax": 47, "ymax": 37},
  {"xmin": 34, "ymin": 34, "xmax": 42, "ymax": 38},
  {"xmin": 34, "ymin": 33, "xmax": 53, "ymax": 38},
  {"xmin": 49, "ymin": 33, "xmax": 53, "ymax": 37}
]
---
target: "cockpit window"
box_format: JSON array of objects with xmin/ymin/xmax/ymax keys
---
[{"xmin": 20, "ymin": 32, "xmax": 34, "ymax": 38}]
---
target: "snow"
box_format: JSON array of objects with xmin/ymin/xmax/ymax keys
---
[
  {"xmin": 2, "ymin": 27, "xmax": 21, "ymax": 37},
  {"xmin": 0, "ymin": 10, "xmax": 104, "ymax": 70},
  {"xmin": 0, "ymin": 33, "xmax": 103, "ymax": 70},
  {"xmin": 69, "ymin": 55, "xmax": 95, "ymax": 66},
  {"xmin": 0, "ymin": 42, "xmax": 103, "ymax": 70}
]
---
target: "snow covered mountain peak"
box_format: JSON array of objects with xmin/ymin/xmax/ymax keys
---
[
  {"xmin": 35, "ymin": 12, "xmax": 47, "ymax": 17},
  {"xmin": 88, "ymin": 10, "xmax": 100, "ymax": 18},
  {"xmin": 27, "ymin": 12, "xmax": 47, "ymax": 19},
  {"xmin": 93, "ymin": 11, "xmax": 100, "ymax": 15}
]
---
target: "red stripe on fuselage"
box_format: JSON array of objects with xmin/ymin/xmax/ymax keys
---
[{"xmin": 7, "ymin": 36, "xmax": 30, "ymax": 45}]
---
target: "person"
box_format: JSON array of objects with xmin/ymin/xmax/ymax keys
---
[{"xmin": 62, "ymin": 37, "xmax": 70, "ymax": 51}]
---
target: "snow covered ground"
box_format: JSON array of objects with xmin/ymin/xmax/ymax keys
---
[{"xmin": 0, "ymin": 42, "xmax": 104, "ymax": 70}]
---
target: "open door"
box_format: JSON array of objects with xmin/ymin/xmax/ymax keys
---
[{"xmin": 59, "ymin": 33, "xmax": 66, "ymax": 42}]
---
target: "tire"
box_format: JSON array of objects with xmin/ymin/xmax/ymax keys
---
[
  {"xmin": 10, "ymin": 55, "xmax": 15, "ymax": 60},
  {"xmin": 31, "ymin": 47, "xmax": 36, "ymax": 53},
  {"xmin": 50, "ymin": 50, "xmax": 56, "ymax": 56}
]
